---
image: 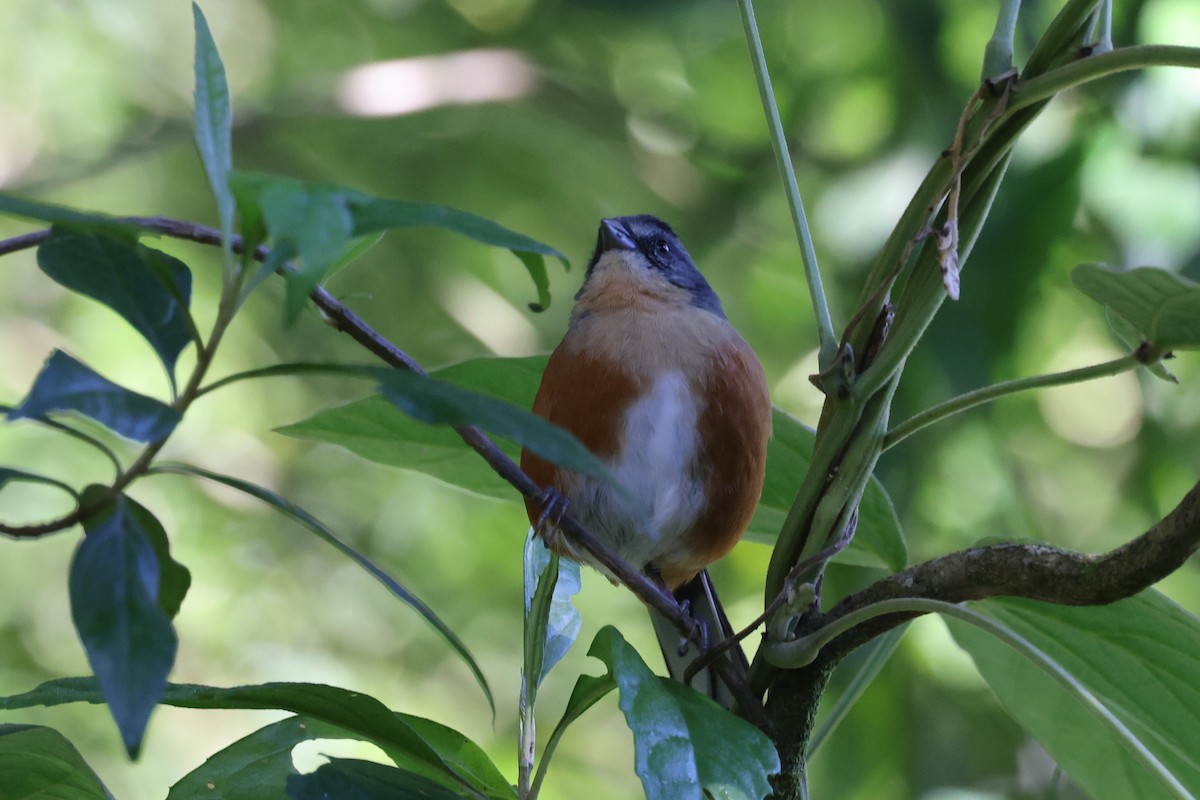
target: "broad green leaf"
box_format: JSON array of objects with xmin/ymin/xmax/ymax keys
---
[
  {"xmin": 192, "ymin": 3, "xmax": 235, "ymax": 265},
  {"xmin": 37, "ymin": 228, "xmax": 195, "ymax": 379},
  {"xmin": 70, "ymin": 487, "xmax": 179, "ymax": 758},
  {"xmin": 277, "ymin": 357, "xmax": 546, "ymax": 500},
  {"xmin": 325, "ymin": 232, "xmax": 386, "ymax": 283},
  {"xmin": 1073, "ymin": 264, "xmax": 1200, "ymax": 354},
  {"xmin": 740, "ymin": 409, "xmax": 907, "ymax": 570},
  {"xmin": 286, "ymin": 758, "xmax": 464, "ymax": 800},
  {"xmin": 949, "ymin": 593, "xmax": 1200, "ymax": 799},
  {"xmin": 0, "ymin": 724, "xmax": 111, "ymax": 800},
  {"xmin": 8, "ymin": 350, "xmax": 181, "ymax": 443},
  {"xmin": 169, "ymin": 715, "xmax": 385, "ymax": 799},
  {"xmin": 1, "ymin": 679, "xmax": 515, "ymax": 800},
  {"xmin": 0, "ymin": 193, "xmax": 137, "ymax": 238},
  {"xmin": 112, "ymin": 490, "xmax": 191, "ymax": 619},
  {"xmin": 149, "ymin": 463, "xmax": 493, "ymax": 718},
  {"xmin": 283, "ymin": 357, "xmax": 906, "ymax": 570},
  {"xmin": 257, "ymin": 179, "xmax": 355, "ymax": 323},
  {"xmin": 523, "ymin": 532, "xmax": 581, "ymax": 683},
  {"xmin": 590, "ymin": 626, "xmax": 779, "ymax": 800},
  {"xmin": 230, "ymin": 173, "xmax": 566, "ymax": 312},
  {"xmin": 371, "ymin": 368, "xmax": 615, "ymax": 486},
  {"xmin": 346, "ymin": 196, "xmax": 567, "ymax": 312}
]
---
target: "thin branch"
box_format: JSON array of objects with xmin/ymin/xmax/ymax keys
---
[
  {"xmin": 735, "ymin": 0, "xmax": 836, "ymax": 368},
  {"xmin": 0, "ymin": 217, "xmax": 736, "ymax": 691},
  {"xmin": 1009, "ymin": 44, "xmax": 1200, "ymax": 115},
  {"xmin": 884, "ymin": 352, "xmax": 1142, "ymax": 450}
]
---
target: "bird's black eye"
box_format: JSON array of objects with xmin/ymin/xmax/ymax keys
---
[{"xmin": 653, "ymin": 238, "xmax": 671, "ymax": 257}]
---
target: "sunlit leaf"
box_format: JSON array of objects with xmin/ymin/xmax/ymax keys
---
[
  {"xmin": 741, "ymin": 409, "xmax": 907, "ymax": 570},
  {"xmin": 150, "ymin": 462, "xmax": 493, "ymax": 718},
  {"xmin": 286, "ymin": 758, "xmax": 465, "ymax": 800},
  {"xmin": 588, "ymin": 627, "xmax": 778, "ymax": 800},
  {"xmin": 524, "ymin": 532, "xmax": 581, "ymax": 683},
  {"xmin": 7, "ymin": 350, "xmax": 181, "ymax": 443},
  {"xmin": 192, "ymin": 3, "xmax": 235, "ymax": 265},
  {"xmin": 2, "ymin": 679, "xmax": 515, "ymax": 800},
  {"xmin": 1073, "ymin": 264, "xmax": 1200, "ymax": 354},
  {"xmin": 37, "ymin": 228, "xmax": 195, "ymax": 378},
  {"xmin": 70, "ymin": 486, "xmax": 179, "ymax": 758},
  {"xmin": 0, "ymin": 724, "xmax": 111, "ymax": 800},
  {"xmin": 949, "ymin": 592, "xmax": 1200, "ymax": 799}
]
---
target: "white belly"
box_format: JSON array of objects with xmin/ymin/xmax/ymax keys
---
[{"xmin": 569, "ymin": 372, "xmax": 703, "ymax": 573}]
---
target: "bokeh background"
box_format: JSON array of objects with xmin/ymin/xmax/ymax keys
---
[{"xmin": 2, "ymin": 0, "xmax": 1199, "ymax": 797}]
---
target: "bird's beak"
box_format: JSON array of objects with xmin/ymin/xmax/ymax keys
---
[{"xmin": 599, "ymin": 218, "xmax": 637, "ymax": 252}]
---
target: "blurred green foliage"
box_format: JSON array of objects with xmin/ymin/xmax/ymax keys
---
[{"xmin": 1, "ymin": 0, "xmax": 1198, "ymax": 797}]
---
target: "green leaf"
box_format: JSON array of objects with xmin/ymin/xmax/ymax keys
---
[
  {"xmin": 949, "ymin": 593, "xmax": 1200, "ymax": 799},
  {"xmin": 277, "ymin": 357, "xmax": 547, "ymax": 500},
  {"xmin": 748, "ymin": 409, "xmax": 907, "ymax": 570},
  {"xmin": 2, "ymin": 679, "xmax": 515, "ymax": 800},
  {"xmin": 7, "ymin": 350, "xmax": 181, "ymax": 443},
  {"xmin": 346, "ymin": 196, "xmax": 567, "ymax": 312},
  {"xmin": 0, "ymin": 193, "xmax": 137, "ymax": 238},
  {"xmin": 168, "ymin": 715, "xmax": 376, "ymax": 799},
  {"xmin": 286, "ymin": 758, "xmax": 465, "ymax": 800},
  {"xmin": 70, "ymin": 487, "xmax": 179, "ymax": 758},
  {"xmin": 0, "ymin": 724, "xmax": 111, "ymax": 800},
  {"xmin": 371, "ymin": 368, "xmax": 615, "ymax": 486},
  {"xmin": 523, "ymin": 533, "xmax": 581, "ymax": 684},
  {"xmin": 151, "ymin": 462, "xmax": 494, "ymax": 718},
  {"xmin": 523, "ymin": 544, "xmax": 558, "ymax": 713},
  {"xmin": 229, "ymin": 173, "xmax": 567, "ymax": 312},
  {"xmin": 1107, "ymin": 309, "xmax": 1178, "ymax": 383},
  {"xmin": 325, "ymin": 232, "xmax": 386, "ymax": 283},
  {"xmin": 1073, "ymin": 264, "xmax": 1200, "ymax": 354},
  {"xmin": 115, "ymin": 491, "xmax": 191, "ymax": 620},
  {"xmin": 257, "ymin": 179, "xmax": 355, "ymax": 324},
  {"xmin": 192, "ymin": 3, "xmax": 235, "ymax": 265},
  {"xmin": 590, "ymin": 626, "xmax": 779, "ymax": 800},
  {"xmin": 37, "ymin": 228, "xmax": 195, "ymax": 379},
  {"xmin": 283, "ymin": 357, "xmax": 907, "ymax": 570}
]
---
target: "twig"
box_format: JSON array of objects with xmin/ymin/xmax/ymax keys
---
[{"xmin": 0, "ymin": 217, "xmax": 705, "ymax": 651}]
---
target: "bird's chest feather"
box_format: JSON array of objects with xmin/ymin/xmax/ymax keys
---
[{"xmin": 607, "ymin": 371, "xmax": 705, "ymax": 547}]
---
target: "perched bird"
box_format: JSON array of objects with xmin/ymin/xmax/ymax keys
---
[{"xmin": 521, "ymin": 215, "xmax": 771, "ymax": 704}]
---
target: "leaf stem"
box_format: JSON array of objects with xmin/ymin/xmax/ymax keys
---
[
  {"xmin": 735, "ymin": 0, "xmax": 837, "ymax": 367},
  {"xmin": 883, "ymin": 352, "xmax": 1140, "ymax": 451},
  {"xmin": 1010, "ymin": 45, "xmax": 1200, "ymax": 115},
  {"xmin": 196, "ymin": 362, "xmax": 373, "ymax": 398},
  {"xmin": 982, "ymin": 0, "xmax": 1022, "ymax": 79}
]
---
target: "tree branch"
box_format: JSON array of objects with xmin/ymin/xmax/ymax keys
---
[{"xmin": 0, "ymin": 216, "xmax": 762, "ymax": 717}]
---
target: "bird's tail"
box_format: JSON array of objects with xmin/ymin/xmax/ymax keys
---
[{"xmin": 650, "ymin": 569, "xmax": 749, "ymax": 711}]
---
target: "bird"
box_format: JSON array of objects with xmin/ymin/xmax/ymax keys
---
[{"xmin": 520, "ymin": 214, "xmax": 772, "ymax": 705}]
